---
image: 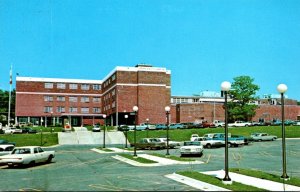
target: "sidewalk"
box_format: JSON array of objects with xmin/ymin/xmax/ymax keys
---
[{"xmin": 202, "ymin": 170, "xmax": 300, "ymax": 191}]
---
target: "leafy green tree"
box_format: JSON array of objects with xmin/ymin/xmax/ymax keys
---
[
  {"xmin": 227, "ymin": 76, "xmax": 260, "ymax": 122},
  {"xmin": 0, "ymin": 89, "xmax": 16, "ymax": 124}
]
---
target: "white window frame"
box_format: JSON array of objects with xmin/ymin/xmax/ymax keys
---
[
  {"xmin": 81, "ymin": 84, "xmax": 90, "ymax": 90},
  {"xmin": 69, "ymin": 96, "xmax": 78, "ymax": 102},
  {"xmin": 45, "ymin": 83, "xmax": 53, "ymax": 89},
  {"xmin": 44, "ymin": 96, "xmax": 53, "ymax": 102},
  {"xmin": 57, "ymin": 83, "xmax": 66, "ymax": 89},
  {"xmin": 81, "ymin": 107, "xmax": 89, "ymax": 114},
  {"xmin": 57, "ymin": 96, "xmax": 65, "ymax": 102},
  {"xmin": 69, "ymin": 84, "xmax": 78, "ymax": 89}
]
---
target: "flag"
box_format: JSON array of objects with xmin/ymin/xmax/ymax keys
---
[{"xmin": 9, "ymin": 65, "xmax": 12, "ymax": 85}]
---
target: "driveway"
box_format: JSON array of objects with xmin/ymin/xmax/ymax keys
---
[{"xmin": 0, "ymin": 139, "xmax": 299, "ymax": 191}]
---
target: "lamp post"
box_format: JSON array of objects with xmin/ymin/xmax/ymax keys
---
[
  {"xmin": 277, "ymin": 84, "xmax": 289, "ymax": 180},
  {"xmin": 125, "ymin": 114, "xmax": 128, "ymax": 148},
  {"xmin": 40, "ymin": 129, "xmax": 43, "ymax": 146},
  {"xmin": 146, "ymin": 118, "xmax": 149, "ymax": 138},
  {"xmin": 165, "ymin": 106, "xmax": 170, "ymax": 156},
  {"xmin": 103, "ymin": 114, "xmax": 107, "ymax": 148},
  {"xmin": 50, "ymin": 111, "xmax": 53, "ymax": 133},
  {"xmin": 221, "ymin": 81, "xmax": 232, "ymax": 184},
  {"xmin": 133, "ymin": 106, "xmax": 138, "ymax": 157}
]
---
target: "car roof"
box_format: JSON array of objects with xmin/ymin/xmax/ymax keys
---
[{"xmin": 0, "ymin": 144, "xmax": 14, "ymax": 148}]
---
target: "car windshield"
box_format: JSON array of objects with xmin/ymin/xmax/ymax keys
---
[
  {"xmin": 184, "ymin": 141, "xmax": 201, "ymax": 146},
  {"xmin": 12, "ymin": 148, "xmax": 31, "ymax": 154}
]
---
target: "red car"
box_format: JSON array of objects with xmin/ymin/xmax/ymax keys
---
[{"xmin": 201, "ymin": 121, "xmax": 216, "ymax": 128}]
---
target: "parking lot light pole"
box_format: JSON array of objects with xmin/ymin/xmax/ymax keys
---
[
  {"xmin": 133, "ymin": 106, "xmax": 138, "ymax": 157},
  {"xmin": 146, "ymin": 118, "xmax": 149, "ymax": 138},
  {"xmin": 125, "ymin": 114, "xmax": 128, "ymax": 148},
  {"xmin": 103, "ymin": 114, "xmax": 107, "ymax": 148},
  {"xmin": 165, "ymin": 106, "xmax": 170, "ymax": 156},
  {"xmin": 277, "ymin": 84, "xmax": 289, "ymax": 180},
  {"xmin": 221, "ymin": 81, "xmax": 232, "ymax": 184}
]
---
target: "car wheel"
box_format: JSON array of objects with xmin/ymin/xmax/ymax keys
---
[
  {"xmin": 8, "ymin": 164, "xmax": 14, "ymax": 168},
  {"xmin": 47, "ymin": 155, "xmax": 53, "ymax": 163},
  {"xmin": 28, "ymin": 161, "xmax": 35, "ymax": 167},
  {"xmin": 206, "ymin": 144, "xmax": 212, "ymax": 149},
  {"xmin": 228, "ymin": 143, "xmax": 232, "ymax": 147}
]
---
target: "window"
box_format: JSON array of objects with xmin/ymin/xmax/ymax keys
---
[
  {"xmin": 111, "ymin": 74, "xmax": 116, "ymax": 81},
  {"xmin": 69, "ymin": 84, "xmax": 78, "ymax": 89},
  {"xmin": 81, "ymin": 96, "xmax": 89, "ymax": 103},
  {"xmin": 81, "ymin": 84, "xmax": 90, "ymax": 90},
  {"xmin": 69, "ymin": 107, "xmax": 77, "ymax": 113},
  {"xmin": 44, "ymin": 106, "xmax": 53, "ymax": 113},
  {"xmin": 93, "ymin": 84, "xmax": 101, "ymax": 90},
  {"xmin": 44, "ymin": 96, "xmax": 53, "ymax": 102},
  {"xmin": 57, "ymin": 83, "xmax": 66, "ymax": 89},
  {"xmin": 69, "ymin": 96, "xmax": 77, "ymax": 102},
  {"xmin": 57, "ymin": 106, "xmax": 65, "ymax": 113},
  {"xmin": 112, "ymin": 101, "xmax": 116, "ymax": 108},
  {"xmin": 93, "ymin": 107, "xmax": 101, "ymax": 113},
  {"xmin": 93, "ymin": 97, "xmax": 100, "ymax": 103},
  {"xmin": 57, "ymin": 96, "xmax": 65, "ymax": 102},
  {"xmin": 45, "ymin": 83, "xmax": 53, "ymax": 89},
  {"xmin": 81, "ymin": 107, "xmax": 89, "ymax": 113}
]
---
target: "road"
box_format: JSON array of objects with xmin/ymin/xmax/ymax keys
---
[{"xmin": 0, "ymin": 139, "xmax": 299, "ymax": 191}]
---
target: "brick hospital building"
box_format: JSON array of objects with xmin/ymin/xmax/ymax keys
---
[{"xmin": 15, "ymin": 64, "xmax": 300, "ymax": 127}]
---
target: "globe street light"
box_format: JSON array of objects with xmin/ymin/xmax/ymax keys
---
[
  {"xmin": 103, "ymin": 114, "xmax": 107, "ymax": 148},
  {"xmin": 165, "ymin": 106, "xmax": 170, "ymax": 156},
  {"xmin": 125, "ymin": 114, "xmax": 128, "ymax": 148},
  {"xmin": 133, "ymin": 106, "xmax": 138, "ymax": 157},
  {"xmin": 221, "ymin": 81, "xmax": 232, "ymax": 184},
  {"xmin": 277, "ymin": 84, "xmax": 289, "ymax": 180}
]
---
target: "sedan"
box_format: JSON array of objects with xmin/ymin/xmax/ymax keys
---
[
  {"xmin": 180, "ymin": 141, "xmax": 204, "ymax": 157},
  {"xmin": 169, "ymin": 123, "xmax": 185, "ymax": 129},
  {"xmin": 22, "ymin": 127, "xmax": 37, "ymax": 134},
  {"xmin": 92, "ymin": 125, "xmax": 101, "ymax": 132}
]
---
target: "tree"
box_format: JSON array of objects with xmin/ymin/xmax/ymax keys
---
[
  {"xmin": 0, "ymin": 89, "xmax": 16, "ymax": 124},
  {"xmin": 227, "ymin": 76, "xmax": 260, "ymax": 122}
]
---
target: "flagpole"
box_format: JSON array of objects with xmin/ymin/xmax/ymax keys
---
[{"xmin": 8, "ymin": 65, "xmax": 12, "ymax": 126}]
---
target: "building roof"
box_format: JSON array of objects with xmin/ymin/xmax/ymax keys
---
[{"xmin": 16, "ymin": 77, "xmax": 103, "ymax": 84}]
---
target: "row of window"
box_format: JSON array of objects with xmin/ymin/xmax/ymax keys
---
[
  {"xmin": 44, "ymin": 96, "xmax": 101, "ymax": 103},
  {"xmin": 44, "ymin": 83, "xmax": 101, "ymax": 90},
  {"xmin": 44, "ymin": 106, "xmax": 101, "ymax": 113},
  {"xmin": 102, "ymin": 74, "xmax": 116, "ymax": 89}
]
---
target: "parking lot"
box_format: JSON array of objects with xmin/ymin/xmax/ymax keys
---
[{"xmin": 0, "ymin": 139, "xmax": 299, "ymax": 191}]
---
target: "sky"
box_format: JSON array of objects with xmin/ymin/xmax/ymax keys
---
[{"xmin": 0, "ymin": 0, "xmax": 300, "ymax": 100}]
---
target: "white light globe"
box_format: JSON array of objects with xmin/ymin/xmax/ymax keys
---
[
  {"xmin": 277, "ymin": 84, "xmax": 288, "ymax": 94},
  {"xmin": 133, "ymin": 106, "xmax": 138, "ymax": 112},
  {"xmin": 221, "ymin": 81, "xmax": 231, "ymax": 91},
  {"xmin": 124, "ymin": 115, "xmax": 128, "ymax": 118},
  {"xmin": 103, "ymin": 114, "xmax": 106, "ymax": 118},
  {"xmin": 165, "ymin": 106, "xmax": 170, "ymax": 112}
]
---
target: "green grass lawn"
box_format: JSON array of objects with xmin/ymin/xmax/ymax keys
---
[
  {"xmin": 118, "ymin": 153, "xmax": 157, "ymax": 163},
  {"xmin": 0, "ymin": 133, "xmax": 58, "ymax": 147},
  {"xmin": 177, "ymin": 171, "xmax": 266, "ymax": 191},
  {"xmin": 230, "ymin": 168, "xmax": 300, "ymax": 187},
  {"xmin": 125, "ymin": 125, "xmax": 300, "ymax": 143}
]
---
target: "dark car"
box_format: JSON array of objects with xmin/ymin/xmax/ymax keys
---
[
  {"xmin": 22, "ymin": 127, "xmax": 37, "ymax": 134},
  {"xmin": 0, "ymin": 139, "xmax": 16, "ymax": 146}
]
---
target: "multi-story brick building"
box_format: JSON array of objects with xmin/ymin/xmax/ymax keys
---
[
  {"xmin": 15, "ymin": 64, "xmax": 171, "ymax": 126},
  {"xmin": 15, "ymin": 64, "xmax": 300, "ymax": 127}
]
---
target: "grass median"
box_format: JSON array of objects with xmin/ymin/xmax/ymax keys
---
[
  {"xmin": 177, "ymin": 171, "xmax": 266, "ymax": 191},
  {"xmin": 118, "ymin": 153, "xmax": 157, "ymax": 164}
]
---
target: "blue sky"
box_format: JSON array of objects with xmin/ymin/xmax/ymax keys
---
[{"xmin": 1, "ymin": 0, "xmax": 300, "ymax": 100}]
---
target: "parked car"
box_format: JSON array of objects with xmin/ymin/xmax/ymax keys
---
[
  {"xmin": 212, "ymin": 133, "xmax": 244, "ymax": 147},
  {"xmin": 155, "ymin": 124, "xmax": 167, "ymax": 130},
  {"xmin": 181, "ymin": 122, "xmax": 195, "ymax": 129},
  {"xmin": 131, "ymin": 138, "xmax": 165, "ymax": 150},
  {"xmin": 0, "ymin": 139, "xmax": 16, "ymax": 146},
  {"xmin": 4, "ymin": 127, "xmax": 23, "ymax": 134},
  {"xmin": 228, "ymin": 121, "xmax": 252, "ymax": 127},
  {"xmin": 250, "ymin": 133, "xmax": 277, "ymax": 141},
  {"xmin": 180, "ymin": 141, "xmax": 204, "ymax": 157},
  {"xmin": 22, "ymin": 127, "xmax": 37, "ymax": 134},
  {"xmin": 201, "ymin": 121, "xmax": 216, "ymax": 128},
  {"xmin": 92, "ymin": 125, "xmax": 101, "ymax": 132},
  {"xmin": 194, "ymin": 137, "xmax": 223, "ymax": 148},
  {"xmin": 0, "ymin": 146, "xmax": 55, "ymax": 167},
  {"xmin": 213, "ymin": 120, "xmax": 225, "ymax": 127},
  {"xmin": 250, "ymin": 121, "xmax": 262, "ymax": 126},
  {"xmin": 154, "ymin": 138, "xmax": 181, "ymax": 149},
  {"xmin": 190, "ymin": 134, "xmax": 200, "ymax": 141},
  {"xmin": 169, "ymin": 123, "xmax": 185, "ymax": 129},
  {"xmin": 294, "ymin": 121, "xmax": 300, "ymax": 126},
  {"xmin": 0, "ymin": 144, "xmax": 15, "ymax": 156}
]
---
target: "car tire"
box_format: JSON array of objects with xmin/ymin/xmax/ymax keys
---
[
  {"xmin": 206, "ymin": 144, "xmax": 212, "ymax": 149},
  {"xmin": 47, "ymin": 155, "xmax": 53, "ymax": 163}
]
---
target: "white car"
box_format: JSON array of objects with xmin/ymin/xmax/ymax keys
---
[
  {"xmin": 92, "ymin": 125, "xmax": 101, "ymax": 132},
  {"xmin": 251, "ymin": 133, "xmax": 277, "ymax": 141},
  {"xmin": 194, "ymin": 137, "xmax": 224, "ymax": 148},
  {"xmin": 0, "ymin": 146, "xmax": 55, "ymax": 167},
  {"xmin": 190, "ymin": 134, "xmax": 200, "ymax": 141},
  {"xmin": 154, "ymin": 138, "xmax": 181, "ymax": 148},
  {"xmin": 228, "ymin": 121, "xmax": 252, "ymax": 127},
  {"xmin": 4, "ymin": 127, "xmax": 23, "ymax": 134},
  {"xmin": 180, "ymin": 141, "xmax": 203, "ymax": 157}
]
